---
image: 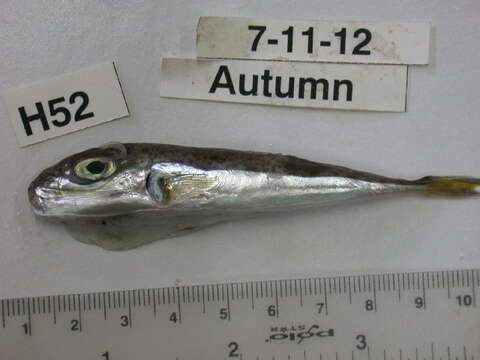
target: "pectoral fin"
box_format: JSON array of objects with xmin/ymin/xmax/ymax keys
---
[{"xmin": 147, "ymin": 164, "xmax": 218, "ymax": 205}]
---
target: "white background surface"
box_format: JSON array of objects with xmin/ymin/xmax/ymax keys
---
[{"xmin": 0, "ymin": 1, "xmax": 479, "ymax": 300}]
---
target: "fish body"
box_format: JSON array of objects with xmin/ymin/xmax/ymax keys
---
[{"xmin": 28, "ymin": 143, "xmax": 480, "ymax": 250}]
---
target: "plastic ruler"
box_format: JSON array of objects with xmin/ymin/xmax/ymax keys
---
[{"xmin": 1, "ymin": 269, "xmax": 479, "ymax": 359}]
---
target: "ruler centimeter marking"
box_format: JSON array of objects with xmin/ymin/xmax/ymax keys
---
[{"xmin": 0, "ymin": 269, "xmax": 479, "ymax": 360}]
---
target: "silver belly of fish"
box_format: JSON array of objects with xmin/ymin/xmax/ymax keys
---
[{"xmin": 28, "ymin": 143, "xmax": 480, "ymax": 250}]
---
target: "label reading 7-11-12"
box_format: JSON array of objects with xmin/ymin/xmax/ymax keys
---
[{"xmin": 197, "ymin": 17, "xmax": 430, "ymax": 65}]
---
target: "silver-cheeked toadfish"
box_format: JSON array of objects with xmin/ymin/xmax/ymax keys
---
[{"xmin": 28, "ymin": 143, "xmax": 480, "ymax": 250}]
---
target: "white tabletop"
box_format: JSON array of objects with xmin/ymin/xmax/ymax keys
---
[{"xmin": 1, "ymin": 1, "xmax": 479, "ymax": 299}]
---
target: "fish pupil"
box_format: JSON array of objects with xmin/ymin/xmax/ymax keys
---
[{"xmin": 86, "ymin": 160, "xmax": 106, "ymax": 174}]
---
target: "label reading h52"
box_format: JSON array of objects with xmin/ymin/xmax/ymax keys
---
[
  {"xmin": 197, "ymin": 17, "xmax": 430, "ymax": 65},
  {"xmin": 4, "ymin": 62, "xmax": 129, "ymax": 147}
]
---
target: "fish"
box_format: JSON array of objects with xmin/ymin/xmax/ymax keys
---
[{"xmin": 28, "ymin": 142, "xmax": 480, "ymax": 250}]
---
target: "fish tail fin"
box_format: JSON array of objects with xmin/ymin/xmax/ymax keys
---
[{"xmin": 416, "ymin": 176, "xmax": 480, "ymax": 196}]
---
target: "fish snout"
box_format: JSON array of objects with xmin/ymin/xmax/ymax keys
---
[
  {"xmin": 28, "ymin": 179, "xmax": 47, "ymax": 216},
  {"xmin": 28, "ymin": 172, "xmax": 61, "ymax": 216}
]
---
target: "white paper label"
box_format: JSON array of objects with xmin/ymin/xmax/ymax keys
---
[
  {"xmin": 160, "ymin": 58, "xmax": 407, "ymax": 112},
  {"xmin": 197, "ymin": 17, "xmax": 430, "ymax": 65},
  {"xmin": 3, "ymin": 62, "xmax": 129, "ymax": 147}
]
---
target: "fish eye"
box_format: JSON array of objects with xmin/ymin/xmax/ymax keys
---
[
  {"xmin": 86, "ymin": 161, "xmax": 106, "ymax": 174},
  {"xmin": 74, "ymin": 157, "xmax": 116, "ymax": 181}
]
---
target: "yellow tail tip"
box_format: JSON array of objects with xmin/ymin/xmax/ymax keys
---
[{"xmin": 420, "ymin": 176, "xmax": 480, "ymax": 196}]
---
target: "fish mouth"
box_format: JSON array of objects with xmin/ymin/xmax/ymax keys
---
[
  {"xmin": 27, "ymin": 175, "xmax": 67, "ymax": 216},
  {"xmin": 28, "ymin": 185, "xmax": 88, "ymax": 218},
  {"xmin": 28, "ymin": 184, "xmax": 55, "ymax": 216}
]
